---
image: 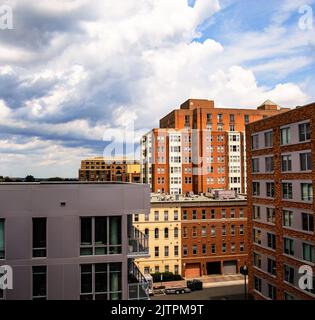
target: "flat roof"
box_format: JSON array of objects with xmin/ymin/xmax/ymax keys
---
[
  {"xmin": 0, "ymin": 181, "xmax": 144, "ymax": 186},
  {"xmin": 150, "ymin": 193, "xmax": 247, "ymax": 204}
]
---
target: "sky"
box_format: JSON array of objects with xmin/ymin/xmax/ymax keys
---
[{"xmin": 0, "ymin": 0, "xmax": 314, "ymax": 177}]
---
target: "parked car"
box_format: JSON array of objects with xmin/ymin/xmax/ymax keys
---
[
  {"xmin": 187, "ymin": 279, "xmax": 203, "ymax": 291},
  {"xmin": 165, "ymin": 286, "xmax": 191, "ymax": 295}
]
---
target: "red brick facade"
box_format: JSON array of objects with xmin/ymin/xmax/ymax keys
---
[{"xmin": 246, "ymin": 102, "xmax": 315, "ymax": 300}]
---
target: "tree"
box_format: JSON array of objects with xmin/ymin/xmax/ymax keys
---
[{"xmin": 25, "ymin": 175, "xmax": 35, "ymax": 182}]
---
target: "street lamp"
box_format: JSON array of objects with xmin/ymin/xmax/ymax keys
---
[{"xmin": 240, "ymin": 264, "xmax": 248, "ymax": 300}]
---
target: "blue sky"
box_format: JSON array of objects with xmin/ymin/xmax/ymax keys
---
[{"xmin": 0, "ymin": 0, "xmax": 314, "ymax": 177}]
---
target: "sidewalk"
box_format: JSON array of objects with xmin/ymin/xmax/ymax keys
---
[{"xmin": 154, "ymin": 274, "xmax": 244, "ymax": 289}]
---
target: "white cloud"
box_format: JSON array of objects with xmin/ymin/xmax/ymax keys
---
[{"xmin": 0, "ymin": 0, "xmax": 313, "ymax": 177}]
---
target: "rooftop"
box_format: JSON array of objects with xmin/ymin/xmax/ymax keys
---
[
  {"xmin": 0, "ymin": 181, "xmax": 142, "ymax": 186},
  {"xmin": 150, "ymin": 192, "xmax": 247, "ymax": 203}
]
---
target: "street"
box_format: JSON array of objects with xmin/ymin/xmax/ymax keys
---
[{"xmin": 151, "ymin": 284, "xmax": 245, "ymax": 300}]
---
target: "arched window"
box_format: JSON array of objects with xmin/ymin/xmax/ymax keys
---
[
  {"xmin": 154, "ymin": 228, "xmax": 159, "ymax": 239},
  {"xmin": 164, "ymin": 228, "xmax": 169, "ymax": 239},
  {"xmin": 174, "ymin": 227, "xmax": 178, "ymax": 238},
  {"xmin": 145, "ymin": 228, "xmax": 149, "ymax": 236}
]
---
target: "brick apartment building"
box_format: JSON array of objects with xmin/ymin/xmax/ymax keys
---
[
  {"xmin": 246, "ymin": 102, "xmax": 315, "ymax": 300},
  {"xmin": 79, "ymin": 157, "xmax": 141, "ymax": 183},
  {"xmin": 134, "ymin": 191, "xmax": 247, "ymax": 279},
  {"xmin": 141, "ymin": 98, "xmax": 289, "ymax": 195}
]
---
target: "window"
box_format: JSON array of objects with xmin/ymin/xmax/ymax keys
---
[
  {"xmin": 251, "ymin": 134, "xmax": 259, "ymax": 150},
  {"xmin": 174, "ymin": 227, "xmax": 179, "ymax": 238},
  {"xmin": 231, "ymin": 243, "xmax": 236, "ymax": 253},
  {"xmin": 164, "ymin": 265, "xmax": 169, "ymax": 273},
  {"xmin": 264, "ymin": 131, "xmax": 273, "ymax": 147},
  {"xmin": 202, "ymin": 210, "xmax": 206, "ymax": 219},
  {"xmin": 240, "ymin": 224, "xmax": 244, "ymax": 235},
  {"xmin": 155, "ymin": 266, "xmax": 159, "ymax": 273},
  {"xmin": 230, "ymin": 209, "xmax": 235, "ymax": 218},
  {"xmin": 222, "ymin": 243, "xmax": 226, "ymax": 253},
  {"xmin": 183, "ymin": 210, "xmax": 188, "ymax": 220},
  {"xmin": 254, "ymin": 276, "xmax": 262, "ymax": 292},
  {"xmin": 154, "ymin": 228, "xmax": 159, "ymax": 239},
  {"xmin": 221, "ymin": 209, "xmax": 226, "ymax": 219},
  {"xmin": 164, "ymin": 228, "xmax": 169, "ymax": 239},
  {"xmin": 211, "ymin": 244, "xmax": 216, "ymax": 254},
  {"xmin": 284, "ymin": 238, "xmax": 294, "ymax": 256},
  {"xmin": 192, "ymin": 227, "xmax": 197, "ymax": 237},
  {"xmin": 240, "ymin": 243, "xmax": 245, "ymax": 252},
  {"xmin": 134, "ymin": 214, "xmax": 139, "ymax": 222},
  {"xmin": 239, "ymin": 209, "xmax": 244, "ymax": 218},
  {"xmin": 211, "ymin": 226, "xmax": 216, "ymax": 237},
  {"xmin": 244, "ymin": 114, "xmax": 249, "ymax": 124},
  {"xmin": 81, "ymin": 217, "xmax": 121, "ymax": 256},
  {"xmin": 299, "ymin": 122, "xmax": 311, "ymax": 142},
  {"xmin": 230, "ymin": 114, "xmax": 235, "ymax": 122},
  {"xmin": 211, "ymin": 210, "xmax": 215, "ymax": 219},
  {"xmin": 252, "ymin": 182, "xmax": 260, "ymax": 196},
  {"xmin": 32, "ymin": 218, "xmax": 47, "ymax": 258},
  {"xmin": 174, "ymin": 245, "xmax": 179, "ymax": 257},
  {"xmin": 183, "ymin": 227, "xmax": 187, "ymax": 238},
  {"xmin": 164, "ymin": 211, "xmax": 169, "ymax": 221},
  {"xmin": 252, "ymin": 158, "xmax": 260, "ymax": 173},
  {"xmin": 281, "ymin": 127, "xmax": 291, "ymax": 145},
  {"xmin": 267, "ymin": 258, "xmax": 276, "ymax": 276},
  {"xmin": 284, "ymin": 265, "xmax": 294, "ymax": 284},
  {"xmin": 300, "ymin": 153, "xmax": 312, "ymax": 171},
  {"xmin": 183, "ymin": 246, "xmax": 188, "ymax": 256},
  {"xmin": 303, "ymin": 243, "xmax": 314, "ymax": 263},
  {"xmin": 301, "ymin": 183, "xmax": 313, "ymax": 201},
  {"xmin": 32, "ymin": 266, "xmax": 47, "ymax": 300},
  {"xmin": 164, "ymin": 246, "xmax": 169, "ymax": 257},
  {"xmin": 174, "ymin": 265, "xmax": 179, "ymax": 275},
  {"xmin": 0, "ymin": 219, "xmax": 4, "ymax": 259},
  {"xmin": 222, "ymin": 225, "xmax": 226, "ymax": 236},
  {"xmin": 174, "ymin": 210, "xmax": 179, "ymax": 221},
  {"xmin": 267, "ymin": 233, "xmax": 276, "ymax": 250},
  {"xmin": 266, "ymin": 182, "xmax": 275, "ymax": 198},
  {"xmin": 265, "ymin": 157, "xmax": 274, "ymax": 172},
  {"xmin": 192, "ymin": 210, "xmax": 197, "ymax": 220},
  {"xmin": 185, "ymin": 115, "xmax": 190, "ymax": 127},
  {"xmin": 268, "ymin": 284, "xmax": 277, "ymax": 300},
  {"xmin": 267, "ymin": 208, "xmax": 275, "ymax": 224},
  {"xmin": 202, "ymin": 244, "xmax": 207, "ymax": 254},
  {"xmin": 193, "ymin": 245, "xmax": 198, "ymax": 255},
  {"xmin": 144, "ymin": 228, "xmax": 149, "ymax": 236},
  {"xmin": 281, "ymin": 155, "xmax": 292, "ymax": 172},
  {"xmin": 154, "ymin": 247, "xmax": 159, "ymax": 257},
  {"xmin": 302, "ymin": 213, "xmax": 314, "ymax": 232},
  {"xmin": 144, "ymin": 213, "xmax": 149, "ymax": 222},
  {"xmin": 253, "ymin": 252, "xmax": 262, "ymax": 268},
  {"xmin": 253, "ymin": 229, "xmax": 261, "ymax": 244},
  {"xmin": 231, "ymin": 225, "xmax": 235, "ymax": 236},
  {"xmin": 80, "ymin": 263, "xmax": 122, "ymax": 300},
  {"xmin": 217, "ymin": 113, "xmax": 223, "ymax": 123},
  {"xmin": 284, "ymin": 292, "xmax": 295, "ymax": 300},
  {"xmin": 282, "ymin": 183, "xmax": 293, "ymax": 200},
  {"xmin": 202, "ymin": 226, "xmax": 207, "ymax": 237},
  {"xmin": 283, "ymin": 210, "xmax": 293, "ymax": 227},
  {"xmin": 154, "ymin": 211, "xmax": 159, "ymax": 221},
  {"xmin": 144, "ymin": 267, "xmax": 150, "ymax": 275}
]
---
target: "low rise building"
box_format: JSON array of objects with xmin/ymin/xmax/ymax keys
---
[
  {"xmin": 0, "ymin": 182, "xmax": 150, "ymax": 300},
  {"xmin": 79, "ymin": 158, "xmax": 141, "ymax": 183},
  {"xmin": 134, "ymin": 192, "xmax": 248, "ymax": 279}
]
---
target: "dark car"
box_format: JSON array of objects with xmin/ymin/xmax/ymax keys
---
[{"xmin": 187, "ymin": 279, "xmax": 203, "ymax": 291}]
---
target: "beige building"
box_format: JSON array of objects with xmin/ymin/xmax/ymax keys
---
[{"xmin": 133, "ymin": 195, "xmax": 181, "ymax": 276}]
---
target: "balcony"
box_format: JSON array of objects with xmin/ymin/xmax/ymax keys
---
[
  {"xmin": 128, "ymin": 262, "xmax": 150, "ymax": 300},
  {"xmin": 128, "ymin": 227, "xmax": 149, "ymax": 258}
]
